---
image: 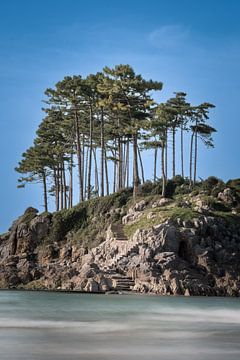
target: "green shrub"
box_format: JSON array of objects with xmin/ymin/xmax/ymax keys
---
[
  {"xmin": 202, "ymin": 176, "xmax": 224, "ymax": 190},
  {"xmin": 172, "ymin": 175, "xmax": 185, "ymax": 186},
  {"xmin": 175, "ymin": 184, "xmax": 192, "ymax": 196},
  {"xmin": 166, "ymin": 176, "xmax": 188, "ymax": 197},
  {"xmin": 227, "ymin": 178, "xmax": 240, "ymax": 192},
  {"xmin": 138, "ymin": 180, "xmax": 163, "ymax": 196},
  {"xmin": 165, "ymin": 180, "xmax": 177, "ymax": 197},
  {"xmin": 49, "ymin": 189, "xmax": 133, "ymax": 245},
  {"xmin": 20, "ymin": 207, "xmax": 38, "ymax": 225}
]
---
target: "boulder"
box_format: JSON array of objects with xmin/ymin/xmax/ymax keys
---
[{"xmin": 218, "ymin": 188, "xmax": 236, "ymax": 205}]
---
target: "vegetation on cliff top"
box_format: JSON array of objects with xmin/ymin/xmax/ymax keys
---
[
  {"xmin": 15, "ymin": 64, "xmax": 216, "ymax": 214},
  {"xmin": 39, "ymin": 176, "xmax": 240, "ymax": 248}
]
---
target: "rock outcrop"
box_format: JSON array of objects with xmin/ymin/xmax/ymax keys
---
[{"xmin": 0, "ymin": 195, "xmax": 240, "ymax": 296}]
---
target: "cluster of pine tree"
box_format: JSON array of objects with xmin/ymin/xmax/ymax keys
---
[{"xmin": 16, "ymin": 64, "xmax": 216, "ymax": 212}]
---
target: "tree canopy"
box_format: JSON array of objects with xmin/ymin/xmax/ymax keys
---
[{"xmin": 16, "ymin": 64, "xmax": 216, "ymax": 211}]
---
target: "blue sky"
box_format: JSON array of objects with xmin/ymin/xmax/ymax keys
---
[{"xmin": 1, "ymin": 0, "xmax": 240, "ymax": 232}]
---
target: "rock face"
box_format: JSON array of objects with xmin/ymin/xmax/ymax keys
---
[{"xmin": 0, "ymin": 202, "xmax": 240, "ymax": 296}]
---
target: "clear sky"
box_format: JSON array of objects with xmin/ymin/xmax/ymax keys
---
[{"xmin": 1, "ymin": 0, "xmax": 240, "ymax": 232}]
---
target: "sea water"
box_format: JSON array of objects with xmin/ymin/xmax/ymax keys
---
[{"xmin": 0, "ymin": 290, "xmax": 239, "ymax": 360}]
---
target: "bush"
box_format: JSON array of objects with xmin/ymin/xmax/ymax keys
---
[
  {"xmin": 175, "ymin": 184, "xmax": 192, "ymax": 196},
  {"xmin": 227, "ymin": 178, "xmax": 240, "ymax": 192},
  {"xmin": 202, "ymin": 196, "xmax": 230, "ymax": 212},
  {"xmin": 49, "ymin": 189, "xmax": 133, "ymax": 245},
  {"xmin": 138, "ymin": 181, "xmax": 155, "ymax": 195},
  {"xmin": 172, "ymin": 175, "xmax": 185, "ymax": 186},
  {"xmin": 50, "ymin": 203, "xmax": 87, "ymax": 242},
  {"xmin": 202, "ymin": 176, "xmax": 224, "ymax": 190}
]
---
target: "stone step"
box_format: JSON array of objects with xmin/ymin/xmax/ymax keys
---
[
  {"xmin": 114, "ymin": 285, "xmax": 134, "ymax": 291},
  {"xmin": 114, "ymin": 282, "xmax": 135, "ymax": 287},
  {"xmin": 114, "ymin": 232, "xmax": 127, "ymax": 234},
  {"xmin": 112, "ymin": 276, "xmax": 133, "ymax": 281},
  {"xmin": 114, "ymin": 278, "xmax": 135, "ymax": 282},
  {"xmin": 114, "ymin": 287, "xmax": 132, "ymax": 291},
  {"xmin": 111, "ymin": 224, "xmax": 128, "ymax": 242}
]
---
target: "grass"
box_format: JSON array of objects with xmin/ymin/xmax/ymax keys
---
[
  {"xmin": 48, "ymin": 189, "xmax": 133, "ymax": 248},
  {"xmin": 3, "ymin": 178, "xmax": 240, "ymax": 247},
  {"xmin": 124, "ymin": 204, "xmax": 199, "ymax": 238},
  {"xmin": 20, "ymin": 207, "xmax": 38, "ymax": 226}
]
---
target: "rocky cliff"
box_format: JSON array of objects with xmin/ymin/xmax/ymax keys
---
[{"xmin": 1, "ymin": 179, "xmax": 240, "ymax": 296}]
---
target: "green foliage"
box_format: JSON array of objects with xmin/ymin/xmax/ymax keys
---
[
  {"xmin": 20, "ymin": 207, "xmax": 38, "ymax": 225},
  {"xmin": 49, "ymin": 189, "xmax": 132, "ymax": 246},
  {"xmin": 227, "ymin": 178, "xmax": 240, "ymax": 192},
  {"xmin": 202, "ymin": 176, "xmax": 224, "ymax": 190},
  {"xmin": 138, "ymin": 180, "xmax": 162, "ymax": 195},
  {"xmin": 124, "ymin": 206, "xmax": 198, "ymax": 238},
  {"xmin": 50, "ymin": 203, "xmax": 88, "ymax": 242},
  {"xmin": 16, "ymin": 62, "xmax": 217, "ymax": 210},
  {"xmin": 164, "ymin": 176, "xmax": 185, "ymax": 197},
  {"xmin": 175, "ymin": 184, "xmax": 192, "ymax": 196},
  {"xmin": 172, "ymin": 175, "xmax": 185, "ymax": 186}
]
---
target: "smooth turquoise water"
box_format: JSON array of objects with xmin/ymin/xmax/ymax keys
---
[{"xmin": 0, "ymin": 291, "xmax": 239, "ymax": 360}]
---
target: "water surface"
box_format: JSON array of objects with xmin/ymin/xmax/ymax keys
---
[{"xmin": 0, "ymin": 290, "xmax": 239, "ymax": 359}]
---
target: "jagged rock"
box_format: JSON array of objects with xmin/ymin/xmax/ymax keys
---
[
  {"xmin": 129, "ymin": 200, "xmax": 148, "ymax": 213},
  {"xmin": 218, "ymin": 188, "xmax": 236, "ymax": 205},
  {"xmin": 147, "ymin": 212, "xmax": 157, "ymax": 220},
  {"xmin": 0, "ymin": 200, "xmax": 240, "ymax": 296},
  {"xmin": 84, "ymin": 278, "xmax": 99, "ymax": 292},
  {"xmin": 122, "ymin": 211, "xmax": 142, "ymax": 225},
  {"xmin": 29, "ymin": 213, "xmax": 51, "ymax": 239},
  {"xmin": 152, "ymin": 198, "xmax": 172, "ymax": 208}
]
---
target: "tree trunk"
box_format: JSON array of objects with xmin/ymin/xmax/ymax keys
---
[
  {"xmin": 123, "ymin": 138, "xmax": 128, "ymax": 187},
  {"xmin": 56, "ymin": 165, "xmax": 60, "ymax": 211},
  {"xmin": 93, "ymin": 148, "xmax": 99, "ymax": 196},
  {"xmin": 87, "ymin": 106, "xmax": 93, "ymax": 200},
  {"xmin": 154, "ymin": 147, "xmax": 157, "ymax": 182},
  {"xmin": 181, "ymin": 125, "xmax": 184, "ymax": 178},
  {"xmin": 100, "ymin": 107, "xmax": 104, "ymax": 197},
  {"xmin": 62, "ymin": 161, "xmax": 67, "ymax": 209},
  {"xmin": 69, "ymin": 152, "xmax": 73, "ymax": 208},
  {"xmin": 194, "ymin": 131, "xmax": 198, "ymax": 184},
  {"xmin": 189, "ymin": 131, "xmax": 194, "ymax": 188},
  {"xmin": 54, "ymin": 168, "xmax": 59, "ymax": 212},
  {"xmin": 81, "ymin": 135, "xmax": 85, "ymax": 200},
  {"xmin": 84, "ymin": 146, "xmax": 89, "ymax": 200},
  {"xmin": 165, "ymin": 130, "xmax": 168, "ymax": 180},
  {"xmin": 118, "ymin": 136, "xmax": 123, "ymax": 191},
  {"xmin": 172, "ymin": 127, "xmax": 176, "ymax": 178},
  {"xmin": 161, "ymin": 143, "xmax": 166, "ymax": 197},
  {"xmin": 137, "ymin": 145, "xmax": 145, "ymax": 184},
  {"xmin": 133, "ymin": 133, "xmax": 140, "ymax": 197},
  {"xmin": 42, "ymin": 170, "xmax": 48, "ymax": 212},
  {"xmin": 105, "ymin": 149, "xmax": 109, "ymax": 195},
  {"xmin": 74, "ymin": 108, "xmax": 83, "ymax": 202},
  {"xmin": 126, "ymin": 138, "xmax": 130, "ymax": 188},
  {"xmin": 113, "ymin": 142, "xmax": 117, "ymax": 193},
  {"xmin": 60, "ymin": 164, "xmax": 63, "ymax": 210}
]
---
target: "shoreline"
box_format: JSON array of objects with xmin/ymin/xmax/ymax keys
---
[{"xmin": 0, "ymin": 288, "xmax": 238, "ymax": 298}]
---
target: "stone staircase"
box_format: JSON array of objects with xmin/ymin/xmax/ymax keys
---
[
  {"xmin": 100, "ymin": 224, "xmax": 138, "ymax": 291},
  {"xmin": 111, "ymin": 274, "xmax": 135, "ymax": 291},
  {"xmin": 106, "ymin": 243, "xmax": 139, "ymax": 270},
  {"xmin": 111, "ymin": 224, "xmax": 128, "ymax": 241}
]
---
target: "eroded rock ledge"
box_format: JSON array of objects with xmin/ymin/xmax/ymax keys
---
[{"xmin": 0, "ymin": 192, "xmax": 240, "ymax": 296}]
